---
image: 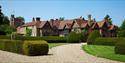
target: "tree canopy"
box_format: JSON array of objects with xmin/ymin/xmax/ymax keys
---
[{"xmin": 104, "ymin": 14, "xmax": 112, "ymax": 25}]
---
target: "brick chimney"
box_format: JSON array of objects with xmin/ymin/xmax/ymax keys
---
[
  {"xmin": 32, "ymin": 17, "xmax": 35, "ymax": 22},
  {"xmin": 88, "ymin": 14, "xmax": 91, "ymax": 21},
  {"xmin": 36, "ymin": 17, "xmax": 40, "ymax": 21}
]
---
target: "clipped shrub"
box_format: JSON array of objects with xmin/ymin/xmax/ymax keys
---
[
  {"xmin": 0, "ymin": 39, "xmax": 23, "ymax": 54},
  {"xmin": 23, "ymin": 40, "xmax": 49, "ymax": 56},
  {"xmin": 87, "ymin": 30, "xmax": 100, "ymax": 44},
  {"xmin": 94, "ymin": 38, "xmax": 119, "ymax": 46},
  {"xmin": 67, "ymin": 32, "xmax": 82, "ymax": 43},
  {"xmin": 0, "ymin": 35, "xmax": 10, "ymax": 39},
  {"xmin": 14, "ymin": 36, "xmax": 66, "ymax": 43},
  {"xmin": 115, "ymin": 38, "xmax": 125, "ymax": 55}
]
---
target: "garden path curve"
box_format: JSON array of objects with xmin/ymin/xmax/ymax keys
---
[{"xmin": 0, "ymin": 43, "xmax": 124, "ymax": 63}]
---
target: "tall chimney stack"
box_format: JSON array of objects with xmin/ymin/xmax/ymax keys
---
[
  {"xmin": 88, "ymin": 14, "xmax": 91, "ymax": 21},
  {"xmin": 36, "ymin": 17, "xmax": 40, "ymax": 21}
]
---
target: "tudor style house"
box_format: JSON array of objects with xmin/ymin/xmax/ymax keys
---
[{"xmin": 17, "ymin": 15, "xmax": 117, "ymax": 37}]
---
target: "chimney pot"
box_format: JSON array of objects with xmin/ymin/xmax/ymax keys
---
[{"xmin": 36, "ymin": 17, "xmax": 40, "ymax": 21}]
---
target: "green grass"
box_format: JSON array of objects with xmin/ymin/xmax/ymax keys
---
[
  {"xmin": 49, "ymin": 43, "xmax": 67, "ymax": 49},
  {"xmin": 82, "ymin": 45, "xmax": 125, "ymax": 62}
]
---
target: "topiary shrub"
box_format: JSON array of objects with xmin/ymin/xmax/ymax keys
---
[
  {"xmin": 67, "ymin": 32, "xmax": 83, "ymax": 43},
  {"xmin": 94, "ymin": 38, "xmax": 119, "ymax": 46},
  {"xmin": 23, "ymin": 40, "xmax": 49, "ymax": 56},
  {"xmin": 87, "ymin": 30, "xmax": 100, "ymax": 44},
  {"xmin": 115, "ymin": 38, "xmax": 125, "ymax": 55}
]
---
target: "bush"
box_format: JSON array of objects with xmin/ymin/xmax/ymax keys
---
[
  {"xmin": 115, "ymin": 38, "xmax": 125, "ymax": 55},
  {"xmin": 14, "ymin": 36, "xmax": 66, "ymax": 43},
  {"xmin": 23, "ymin": 40, "xmax": 49, "ymax": 56},
  {"xmin": 94, "ymin": 38, "xmax": 119, "ymax": 46},
  {"xmin": 0, "ymin": 39, "xmax": 23, "ymax": 54},
  {"xmin": 87, "ymin": 30, "xmax": 100, "ymax": 44},
  {"xmin": 67, "ymin": 32, "xmax": 83, "ymax": 43},
  {"xmin": 0, "ymin": 35, "xmax": 10, "ymax": 39}
]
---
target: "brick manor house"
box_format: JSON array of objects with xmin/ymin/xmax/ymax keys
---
[{"xmin": 17, "ymin": 15, "xmax": 117, "ymax": 37}]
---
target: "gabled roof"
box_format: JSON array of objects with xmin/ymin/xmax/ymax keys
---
[
  {"xmin": 49, "ymin": 20, "xmax": 61, "ymax": 28},
  {"xmin": 97, "ymin": 19, "xmax": 109, "ymax": 28},
  {"xmin": 109, "ymin": 25, "xmax": 117, "ymax": 30},
  {"xmin": 22, "ymin": 22, "xmax": 36, "ymax": 27},
  {"xmin": 38, "ymin": 21, "xmax": 47, "ymax": 28},
  {"xmin": 58, "ymin": 20, "xmax": 74, "ymax": 29},
  {"xmin": 72, "ymin": 22, "xmax": 80, "ymax": 28}
]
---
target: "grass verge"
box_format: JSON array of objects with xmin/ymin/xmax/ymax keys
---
[{"xmin": 82, "ymin": 45, "xmax": 125, "ymax": 62}]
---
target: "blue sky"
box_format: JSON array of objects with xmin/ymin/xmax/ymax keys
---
[{"xmin": 0, "ymin": 0, "xmax": 125, "ymax": 26}]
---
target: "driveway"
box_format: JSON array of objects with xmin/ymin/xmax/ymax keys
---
[{"xmin": 0, "ymin": 43, "xmax": 123, "ymax": 63}]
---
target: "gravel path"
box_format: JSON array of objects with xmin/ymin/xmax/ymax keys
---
[{"xmin": 0, "ymin": 43, "xmax": 124, "ymax": 63}]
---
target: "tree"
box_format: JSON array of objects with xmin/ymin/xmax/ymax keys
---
[
  {"xmin": 59, "ymin": 17, "xmax": 64, "ymax": 21},
  {"xmin": 16, "ymin": 16, "xmax": 25, "ymax": 21},
  {"xmin": 14, "ymin": 16, "xmax": 25, "ymax": 28},
  {"xmin": 0, "ymin": 5, "xmax": 4, "ymax": 25},
  {"xmin": 26, "ymin": 27, "xmax": 32, "ymax": 36},
  {"xmin": 3, "ymin": 16, "xmax": 9, "ymax": 25},
  {"xmin": 118, "ymin": 20, "xmax": 125, "ymax": 37},
  {"xmin": 104, "ymin": 14, "xmax": 112, "ymax": 25}
]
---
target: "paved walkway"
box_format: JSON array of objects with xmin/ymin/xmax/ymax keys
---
[{"xmin": 0, "ymin": 43, "xmax": 124, "ymax": 63}]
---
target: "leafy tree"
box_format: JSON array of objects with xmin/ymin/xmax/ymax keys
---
[
  {"xmin": 26, "ymin": 27, "xmax": 32, "ymax": 36},
  {"xmin": 0, "ymin": 5, "xmax": 4, "ymax": 25},
  {"xmin": 59, "ymin": 17, "xmax": 64, "ymax": 21},
  {"xmin": 16, "ymin": 16, "xmax": 25, "ymax": 21},
  {"xmin": 104, "ymin": 14, "xmax": 112, "ymax": 25},
  {"xmin": 118, "ymin": 20, "xmax": 125, "ymax": 37},
  {"xmin": 3, "ymin": 16, "xmax": 9, "ymax": 25}
]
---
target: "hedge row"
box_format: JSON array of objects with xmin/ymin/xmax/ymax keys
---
[
  {"xmin": 94, "ymin": 38, "xmax": 120, "ymax": 46},
  {"xmin": 0, "ymin": 39, "xmax": 49, "ymax": 56},
  {"xmin": 14, "ymin": 36, "xmax": 67, "ymax": 43},
  {"xmin": 115, "ymin": 38, "xmax": 125, "ymax": 55},
  {"xmin": 0, "ymin": 35, "xmax": 67, "ymax": 43},
  {"xmin": 0, "ymin": 39, "xmax": 23, "ymax": 54}
]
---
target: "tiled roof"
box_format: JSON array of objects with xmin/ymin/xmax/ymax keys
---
[
  {"xmin": 58, "ymin": 20, "xmax": 74, "ymax": 29},
  {"xmin": 109, "ymin": 25, "xmax": 116, "ymax": 30},
  {"xmin": 38, "ymin": 21, "xmax": 47, "ymax": 28},
  {"xmin": 22, "ymin": 22, "xmax": 36, "ymax": 27}
]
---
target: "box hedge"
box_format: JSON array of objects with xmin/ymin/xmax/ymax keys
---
[
  {"xmin": 0, "ymin": 39, "xmax": 23, "ymax": 54},
  {"xmin": 94, "ymin": 38, "xmax": 119, "ymax": 46},
  {"xmin": 23, "ymin": 40, "xmax": 49, "ymax": 56},
  {"xmin": 14, "ymin": 36, "xmax": 66, "ymax": 43},
  {"xmin": 115, "ymin": 38, "xmax": 125, "ymax": 55}
]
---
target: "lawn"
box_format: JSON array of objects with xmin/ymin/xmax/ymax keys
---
[
  {"xmin": 82, "ymin": 45, "xmax": 125, "ymax": 62},
  {"xmin": 49, "ymin": 43, "xmax": 67, "ymax": 49}
]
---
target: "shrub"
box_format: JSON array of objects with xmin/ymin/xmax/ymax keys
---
[
  {"xmin": 94, "ymin": 38, "xmax": 119, "ymax": 46},
  {"xmin": 14, "ymin": 36, "xmax": 66, "ymax": 43},
  {"xmin": 0, "ymin": 39, "xmax": 23, "ymax": 54},
  {"xmin": 115, "ymin": 38, "xmax": 125, "ymax": 55},
  {"xmin": 67, "ymin": 32, "xmax": 83, "ymax": 43},
  {"xmin": 0, "ymin": 35, "xmax": 10, "ymax": 39},
  {"xmin": 23, "ymin": 40, "xmax": 49, "ymax": 56},
  {"xmin": 87, "ymin": 30, "xmax": 100, "ymax": 44}
]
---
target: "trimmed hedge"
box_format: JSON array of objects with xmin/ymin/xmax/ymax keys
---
[
  {"xmin": 87, "ymin": 30, "xmax": 100, "ymax": 44},
  {"xmin": 23, "ymin": 40, "xmax": 49, "ymax": 56},
  {"xmin": 14, "ymin": 36, "xmax": 66, "ymax": 43},
  {"xmin": 0, "ymin": 35, "xmax": 10, "ymax": 39},
  {"xmin": 94, "ymin": 38, "xmax": 119, "ymax": 46},
  {"xmin": 115, "ymin": 38, "xmax": 125, "ymax": 55},
  {"xmin": 0, "ymin": 39, "xmax": 23, "ymax": 54}
]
